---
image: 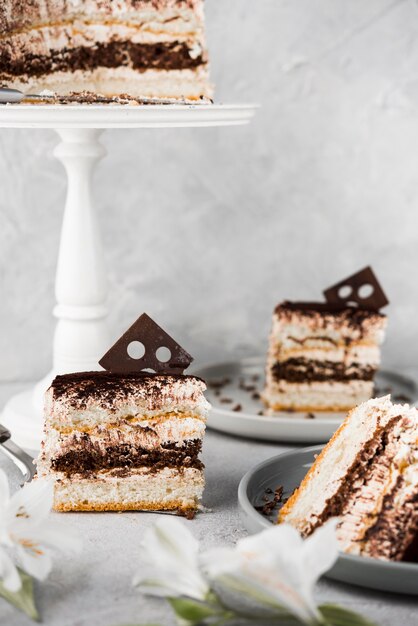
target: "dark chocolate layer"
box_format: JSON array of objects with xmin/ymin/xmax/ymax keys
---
[
  {"xmin": 0, "ymin": 41, "xmax": 206, "ymax": 78},
  {"xmin": 363, "ymin": 477, "xmax": 418, "ymax": 561},
  {"xmin": 271, "ymin": 358, "xmax": 376, "ymax": 383},
  {"xmin": 51, "ymin": 438, "xmax": 203, "ymax": 476}
]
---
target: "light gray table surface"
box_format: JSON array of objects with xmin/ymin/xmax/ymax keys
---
[{"xmin": 1, "ymin": 382, "xmax": 418, "ymax": 626}]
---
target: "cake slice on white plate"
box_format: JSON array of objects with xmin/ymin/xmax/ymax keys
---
[
  {"xmin": 37, "ymin": 313, "xmax": 210, "ymax": 518},
  {"xmin": 263, "ymin": 267, "xmax": 389, "ymax": 413},
  {"xmin": 279, "ymin": 396, "xmax": 418, "ymax": 561}
]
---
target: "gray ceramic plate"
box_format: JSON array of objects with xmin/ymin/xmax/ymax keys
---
[
  {"xmin": 238, "ymin": 446, "xmax": 418, "ymax": 595},
  {"xmin": 195, "ymin": 357, "xmax": 418, "ymax": 443}
]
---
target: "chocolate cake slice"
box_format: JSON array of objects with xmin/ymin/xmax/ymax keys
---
[
  {"xmin": 0, "ymin": 0, "xmax": 213, "ymax": 102},
  {"xmin": 263, "ymin": 302, "xmax": 387, "ymax": 412},
  {"xmin": 279, "ymin": 396, "xmax": 418, "ymax": 561},
  {"xmin": 36, "ymin": 314, "xmax": 210, "ymax": 517},
  {"xmin": 262, "ymin": 268, "xmax": 388, "ymax": 413}
]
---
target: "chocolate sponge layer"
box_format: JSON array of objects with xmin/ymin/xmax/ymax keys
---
[
  {"xmin": 51, "ymin": 439, "xmax": 203, "ymax": 476},
  {"xmin": 272, "ymin": 358, "xmax": 376, "ymax": 383},
  {"xmin": 0, "ymin": 40, "xmax": 206, "ymax": 78}
]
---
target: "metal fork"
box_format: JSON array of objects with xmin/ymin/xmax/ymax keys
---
[
  {"xmin": 0, "ymin": 87, "xmax": 113, "ymax": 104},
  {"xmin": 0, "ymin": 424, "xmax": 36, "ymax": 483}
]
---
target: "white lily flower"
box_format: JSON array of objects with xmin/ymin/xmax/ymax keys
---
[
  {"xmin": 0, "ymin": 470, "xmax": 81, "ymax": 588},
  {"xmin": 0, "ymin": 546, "xmax": 21, "ymax": 592},
  {"xmin": 201, "ymin": 520, "xmax": 339, "ymax": 626},
  {"xmin": 133, "ymin": 517, "xmax": 210, "ymax": 601}
]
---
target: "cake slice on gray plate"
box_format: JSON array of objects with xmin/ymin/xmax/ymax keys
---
[
  {"xmin": 263, "ymin": 267, "xmax": 389, "ymax": 413},
  {"xmin": 37, "ymin": 313, "xmax": 210, "ymax": 518},
  {"xmin": 279, "ymin": 396, "xmax": 418, "ymax": 561}
]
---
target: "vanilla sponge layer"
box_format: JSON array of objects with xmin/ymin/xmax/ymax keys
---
[
  {"xmin": 7, "ymin": 67, "xmax": 212, "ymax": 100},
  {"xmin": 53, "ymin": 467, "xmax": 204, "ymax": 513},
  {"xmin": 262, "ymin": 380, "xmax": 373, "ymax": 412},
  {"xmin": 268, "ymin": 344, "xmax": 381, "ymax": 367}
]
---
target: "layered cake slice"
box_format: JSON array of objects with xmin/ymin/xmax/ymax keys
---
[
  {"xmin": 263, "ymin": 268, "xmax": 388, "ymax": 412},
  {"xmin": 0, "ymin": 0, "xmax": 212, "ymax": 102},
  {"xmin": 37, "ymin": 314, "xmax": 210, "ymax": 517},
  {"xmin": 279, "ymin": 396, "xmax": 418, "ymax": 561}
]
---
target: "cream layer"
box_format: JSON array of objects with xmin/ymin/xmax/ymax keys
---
[
  {"xmin": 270, "ymin": 314, "xmax": 387, "ymax": 350},
  {"xmin": 1, "ymin": 20, "xmax": 206, "ymax": 59},
  {"xmin": 267, "ymin": 344, "xmax": 380, "ymax": 367},
  {"xmin": 46, "ymin": 409, "xmax": 207, "ymax": 435},
  {"xmin": 0, "ymin": 1, "xmax": 205, "ymax": 34}
]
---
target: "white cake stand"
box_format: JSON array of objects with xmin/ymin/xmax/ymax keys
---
[{"xmin": 0, "ymin": 103, "xmax": 257, "ymax": 449}]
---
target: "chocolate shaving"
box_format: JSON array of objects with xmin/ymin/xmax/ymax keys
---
[
  {"xmin": 393, "ymin": 394, "xmax": 412, "ymax": 404},
  {"xmin": 240, "ymin": 383, "xmax": 257, "ymax": 392},
  {"xmin": 99, "ymin": 313, "xmax": 193, "ymax": 375},
  {"xmin": 182, "ymin": 509, "xmax": 197, "ymax": 520},
  {"xmin": 274, "ymin": 486, "xmax": 284, "ymax": 503},
  {"xmin": 323, "ymin": 266, "xmax": 389, "ymax": 311},
  {"xmin": 255, "ymin": 485, "xmax": 285, "ymax": 517}
]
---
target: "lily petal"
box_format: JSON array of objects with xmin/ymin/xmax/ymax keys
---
[
  {"xmin": 303, "ymin": 519, "xmax": 339, "ymax": 580},
  {"xmin": 141, "ymin": 517, "xmax": 200, "ymax": 570},
  {"xmin": 17, "ymin": 544, "xmax": 52, "ymax": 582},
  {"xmin": 0, "ymin": 547, "xmax": 21, "ymax": 592},
  {"xmin": 202, "ymin": 523, "xmax": 334, "ymax": 625},
  {"xmin": 8, "ymin": 479, "xmax": 53, "ymax": 524},
  {"xmin": 134, "ymin": 568, "xmax": 206, "ymax": 600},
  {"xmin": 21, "ymin": 523, "xmax": 82, "ymax": 554},
  {"xmin": 136, "ymin": 518, "xmax": 209, "ymax": 601},
  {"xmin": 0, "ymin": 471, "xmax": 10, "ymax": 523}
]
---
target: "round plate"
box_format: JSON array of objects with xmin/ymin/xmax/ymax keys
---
[
  {"xmin": 0, "ymin": 103, "xmax": 257, "ymax": 129},
  {"xmin": 195, "ymin": 357, "xmax": 418, "ymax": 443},
  {"xmin": 238, "ymin": 446, "xmax": 418, "ymax": 595}
]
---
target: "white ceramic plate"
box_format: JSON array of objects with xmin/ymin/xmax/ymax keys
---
[
  {"xmin": 195, "ymin": 357, "xmax": 417, "ymax": 444},
  {"xmin": 238, "ymin": 447, "xmax": 418, "ymax": 595},
  {"xmin": 0, "ymin": 103, "xmax": 257, "ymax": 129}
]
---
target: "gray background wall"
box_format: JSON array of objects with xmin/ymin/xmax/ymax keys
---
[{"xmin": 1, "ymin": 0, "xmax": 418, "ymax": 384}]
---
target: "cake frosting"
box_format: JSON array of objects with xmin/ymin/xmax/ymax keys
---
[
  {"xmin": 0, "ymin": 0, "xmax": 213, "ymax": 101},
  {"xmin": 37, "ymin": 370, "xmax": 210, "ymax": 516},
  {"xmin": 263, "ymin": 302, "xmax": 387, "ymax": 412}
]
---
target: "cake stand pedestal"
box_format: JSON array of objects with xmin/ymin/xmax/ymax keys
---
[{"xmin": 0, "ymin": 104, "xmax": 256, "ymax": 449}]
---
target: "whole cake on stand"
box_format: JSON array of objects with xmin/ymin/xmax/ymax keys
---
[
  {"xmin": 0, "ymin": 0, "xmax": 213, "ymax": 102},
  {"xmin": 0, "ymin": 0, "xmax": 256, "ymax": 449}
]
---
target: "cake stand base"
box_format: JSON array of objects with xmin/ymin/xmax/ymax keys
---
[{"xmin": 2, "ymin": 388, "xmax": 43, "ymax": 451}]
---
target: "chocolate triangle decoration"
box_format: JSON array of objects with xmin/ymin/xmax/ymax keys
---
[
  {"xmin": 99, "ymin": 313, "xmax": 193, "ymax": 375},
  {"xmin": 323, "ymin": 266, "xmax": 389, "ymax": 311}
]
